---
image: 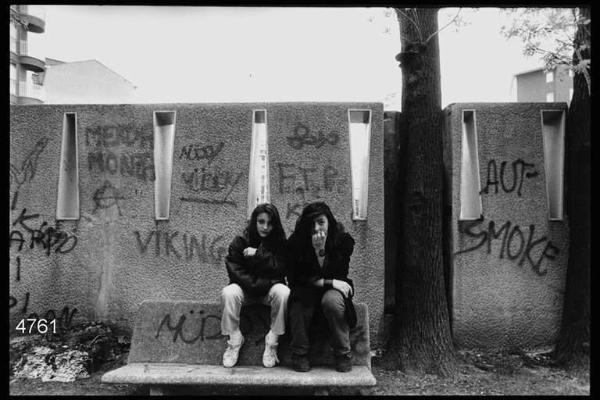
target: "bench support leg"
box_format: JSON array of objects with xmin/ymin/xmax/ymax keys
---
[
  {"xmin": 149, "ymin": 385, "xmax": 165, "ymax": 396},
  {"xmin": 314, "ymin": 387, "xmax": 329, "ymax": 396}
]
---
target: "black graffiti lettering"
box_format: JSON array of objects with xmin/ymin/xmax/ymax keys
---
[
  {"xmin": 21, "ymin": 292, "xmax": 30, "ymax": 314},
  {"xmin": 134, "ymin": 231, "xmax": 155, "ymax": 254},
  {"xmin": 456, "ymin": 219, "xmax": 560, "ymax": 276},
  {"xmin": 481, "ymin": 159, "xmax": 539, "ymax": 197},
  {"xmin": 298, "ymin": 166, "xmax": 317, "ymax": 192},
  {"xmin": 181, "ymin": 167, "xmax": 243, "ymax": 206},
  {"xmin": 9, "ymin": 295, "xmax": 18, "ymax": 309},
  {"xmin": 202, "ymin": 315, "xmax": 223, "ymax": 340},
  {"xmin": 85, "ymin": 124, "xmax": 152, "ymax": 149},
  {"xmin": 286, "ymin": 124, "xmax": 339, "ymax": 150},
  {"xmin": 55, "ymin": 235, "xmax": 78, "ymax": 254},
  {"xmin": 165, "ymin": 232, "xmax": 181, "ymax": 259},
  {"xmin": 136, "ymin": 231, "xmax": 225, "ymax": 264},
  {"xmin": 155, "ymin": 312, "xmax": 224, "ymax": 344},
  {"xmin": 278, "ymin": 163, "xmax": 296, "ymax": 194},
  {"xmin": 506, "ymin": 226, "xmax": 525, "ymax": 260},
  {"xmin": 9, "ymin": 231, "xmax": 25, "ymax": 252},
  {"xmin": 88, "ymin": 150, "xmax": 154, "ymax": 182},
  {"xmin": 454, "ymin": 219, "xmax": 487, "ymax": 256},
  {"xmin": 93, "ymin": 180, "xmax": 125, "ymax": 215},
  {"xmin": 179, "ymin": 142, "xmax": 225, "ymax": 164},
  {"xmin": 12, "ymin": 208, "xmax": 40, "ymax": 232},
  {"xmin": 487, "ymin": 220, "xmax": 510, "ymax": 258},
  {"xmin": 16, "ymin": 257, "xmax": 21, "ymax": 281}
]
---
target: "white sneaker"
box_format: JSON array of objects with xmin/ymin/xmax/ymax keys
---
[
  {"xmin": 262, "ymin": 332, "xmax": 279, "ymax": 368},
  {"xmin": 223, "ymin": 335, "xmax": 244, "ymax": 368}
]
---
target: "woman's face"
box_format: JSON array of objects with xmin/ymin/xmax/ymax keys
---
[
  {"xmin": 312, "ymin": 214, "xmax": 329, "ymax": 235},
  {"xmin": 256, "ymin": 212, "xmax": 273, "ymax": 238}
]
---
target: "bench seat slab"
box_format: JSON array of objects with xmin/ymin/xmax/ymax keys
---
[{"xmin": 102, "ymin": 363, "xmax": 376, "ymax": 387}]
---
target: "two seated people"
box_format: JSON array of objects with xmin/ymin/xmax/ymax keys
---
[{"xmin": 220, "ymin": 202, "xmax": 357, "ymax": 373}]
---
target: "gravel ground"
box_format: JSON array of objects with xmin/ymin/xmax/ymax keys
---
[{"xmin": 9, "ymin": 351, "xmax": 589, "ymax": 396}]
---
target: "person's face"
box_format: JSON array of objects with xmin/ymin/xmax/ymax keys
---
[
  {"xmin": 312, "ymin": 214, "xmax": 329, "ymax": 235},
  {"xmin": 256, "ymin": 212, "xmax": 273, "ymax": 238}
]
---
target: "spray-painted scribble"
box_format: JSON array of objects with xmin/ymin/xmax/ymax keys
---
[
  {"xmin": 10, "ymin": 208, "xmax": 78, "ymax": 255},
  {"xmin": 286, "ymin": 123, "xmax": 339, "ymax": 150},
  {"xmin": 134, "ymin": 230, "xmax": 226, "ymax": 264},
  {"xmin": 480, "ymin": 159, "xmax": 540, "ymax": 197},
  {"xmin": 10, "ymin": 137, "xmax": 50, "ymax": 210},
  {"xmin": 179, "ymin": 142, "xmax": 225, "ymax": 164},
  {"xmin": 93, "ymin": 180, "xmax": 126, "ymax": 215}
]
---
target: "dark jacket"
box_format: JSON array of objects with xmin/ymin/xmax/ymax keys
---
[
  {"xmin": 225, "ymin": 234, "xmax": 287, "ymax": 297},
  {"xmin": 286, "ymin": 231, "xmax": 357, "ymax": 327}
]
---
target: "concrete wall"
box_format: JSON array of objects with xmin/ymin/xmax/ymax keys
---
[
  {"xmin": 443, "ymin": 103, "xmax": 569, "ymax": 349},
  {"xmin": 9, "ymin": 103, "xmax": 385, "ymax": 344}
]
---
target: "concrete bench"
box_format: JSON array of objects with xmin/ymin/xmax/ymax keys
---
[{"xmin": 101, "ymin": 300, "xmax": 376, "ymax": 395}]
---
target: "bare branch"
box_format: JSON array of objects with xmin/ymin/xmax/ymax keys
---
[
  {"xmin": 424, "ymin": 8, "xmax": 462, "ymax": 44},
  {"xmin": 395, "ymin": 8, "xmax": 423, "ymax": 43}
]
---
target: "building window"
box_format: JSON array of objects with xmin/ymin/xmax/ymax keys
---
[
  {"xmin": 348, "ymin": 109, "xmax": 372, "ymax": 220},
  {"xmin": 546, "ymin": 92, "xmax": 555, "ymax": 102},
  {"xmin": 10, "ymin": 63, "xmax": 17, "ymax": 95},
  {"xmin": 459, "ymin": 110, "xmax": 483, "ymax": 220},
  {"xmin": 153, "ymin": 111, "xmax": 176, "ymax": 220},
  {"xmin": 541, "ymin": 110, "xmax": 565, "ymax": 220},
  {"xmin": 545, "ymin": 71, "xmax": 554, "ymax": 83},
  {"xmin": 247, "ymin": 110, "xmax": 269, "ymax": 217},
  {"xmin": 56, "ymin": 113, "xmax": 80, "ymax": 220}
]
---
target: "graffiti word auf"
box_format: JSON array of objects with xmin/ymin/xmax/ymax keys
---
[
  {"xmin": 85, "ymin": 124, "xmax": 153, "ymax": 149},
  {"xmin": 88, "ymin": 150, "xmax": 155, "ymax": 182},
  {"xmin": 480, "ymin": 159, "xmax": 539, "ymax": 197},
  {"xmin": 286, "ymin": 123, "xmax": 339, "ymax": 150},
  {"xmin": 134, "ymin": 230, "xmax": 226, "ymax": 264},
  {"xmin": 454, "ymin": 218, "xmax": 560, "ymax": 276},
  {"xmin": 179, "ymin": 142, "xmax": 225, "ymax": 164},
  {"xmin": 10, "ymin": 208, "xmax": 78, "ymax": 255}
]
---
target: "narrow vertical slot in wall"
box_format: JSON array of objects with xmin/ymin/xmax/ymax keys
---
[
  {"xmin": 459, "ymin": 110, "xmax": 483, "ymax": 220},
  {"xmin": 56, "ymin": 112, "xmax": 80, "ymax": 220},
  {"xmin": 153, "ymin": 111, "xmax": 176, "ymax": 221},
  {"xmin": 348, "ymin": 109, "xmax": 372, "ymax": 220},
  {"xmin": 247, "ymin": 109, "xmax": 269, "ymax": 218},
  {"xmin": 541, "ymin": 110, "xmax": 565, "ymax": 220}
]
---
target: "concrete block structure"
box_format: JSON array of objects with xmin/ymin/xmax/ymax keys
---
[
  {"xmin": 9, "ymin": 103, "xmax": 385, "ymax": 345},
  {"xmin": 443, "ymin": 102, "xmax": 569, "ymax": 348}
]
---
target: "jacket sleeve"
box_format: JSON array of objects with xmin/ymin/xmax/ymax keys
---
[
  {"xmin": 333, "ymin": 232, "xmax": 355, "ymax": 281},
  {"xmin": 254, "ymin": 243, "xmax": 287, "ymax": 283},
  {"xmin": 225, "ymin": 236, "xmax": 273, "ymax": 295}
]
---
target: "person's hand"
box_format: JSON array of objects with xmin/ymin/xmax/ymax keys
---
[
  {"xmin": 312, "ymin": 231, "xmax": 326, "ymax": 252},
  {"xmin": 243, "ymin": 247, "xmax": 257, "ymax": 257},
  {"xmin": 332, "ymin": 279, "xmax": 353, "ymax": 298}
]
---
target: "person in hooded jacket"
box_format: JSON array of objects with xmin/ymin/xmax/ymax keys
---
[
  {"xmin": 220, "ymin": 203, "xmax": 289, "ymax": 368},
  {"xmin": 286, "ymin": 201, "xmax": 357, "ymax": 373}
]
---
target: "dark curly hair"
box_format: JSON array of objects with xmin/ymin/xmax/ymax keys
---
[
  {"xmin": 244, "ymin": 203, "xmax": 286, "ymax": 250},
  {"xmin": 289, "ymin": 201, "xmax": 346, "ymax": 258}
]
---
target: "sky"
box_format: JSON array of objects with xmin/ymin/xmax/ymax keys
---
[{"xmin": 37, "ymin": 6, "xmax": 547, "ymax": 109}]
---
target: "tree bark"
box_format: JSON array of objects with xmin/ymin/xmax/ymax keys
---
[
  {"xmin": 383, "ymin": 8, "xmax": 457, "ymax": 376},
  {"xmin": 554, "ymin": 7, "xmax": 590, "ymax": 365}
]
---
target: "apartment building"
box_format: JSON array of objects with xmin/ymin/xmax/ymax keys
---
[
  {"xmin": 10, "ymin": 4, "xmax": 46, "ymax": 105},
  {"xmin": 514, "ymin": 64, "xmax": 574, "ymax": 103}
]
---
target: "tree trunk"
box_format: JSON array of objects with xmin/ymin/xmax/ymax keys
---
[
  {"xmin": 554, "ymin": 7, "xmax": 590, "ymax": 365},
  {"xmin": 383, "ymin": 8, "xmax": 457, "ymax": 376}
]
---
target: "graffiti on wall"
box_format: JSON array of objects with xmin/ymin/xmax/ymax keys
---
[
  {"xmin": 154, "ymin": 308, "xmax": 269, "ymax": 346},
  {"xmin": 86, "ymin": 124, "xmax": 155, "ymax": 182},
  {"xmin": 454, "ymin": 218, "xmax": 560, "ymax": 276},
  {"xmin": 9, "ymin": 291, "xmax": 78, "ymax": 331},
  {"xmin": 179, "ymin": 141, "xmax": 244, "ymax": 207},
  {"xmin": 286, "ymin": 123, "xmax": 339, "ymax": 150},
  {"xmin": 10, "ymin": 208, "xmax": 78, "ymax": 256},
  {"xmin": 277, "ymin": 162, "xmax": 347, "ymax": 219},
  {"xmin": 10, "ymin": 137, "xmax": 50, "ymax": 210},
  {"xmin": 134, "ymin": 230, "xmax": 226, "ymax": 264},
  {"xmin": 480, "ymin": 159, "xmax": 540, "ymax": 197},
  {"xmin": 93, "ymin": 180, "xmax": 126, "ymax": 215}
]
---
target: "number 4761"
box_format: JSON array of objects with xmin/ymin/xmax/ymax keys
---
[{"xmin": 15, "ymin": 319, "xmax": 57, "ymax": 334}]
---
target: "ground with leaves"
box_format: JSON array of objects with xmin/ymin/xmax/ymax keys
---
[{"xmin": 9, "ymin": 321, "xmax": 589, "ymax": 396}]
